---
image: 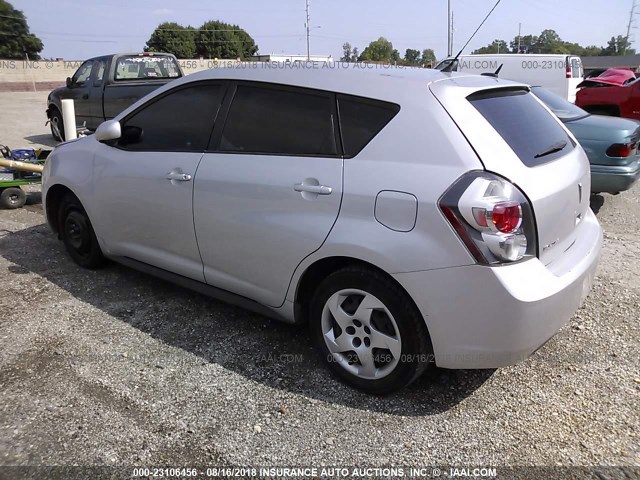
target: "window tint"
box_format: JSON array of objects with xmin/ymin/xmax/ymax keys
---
[
  {"xmin": 120, "ymin": 84, "xmax": 224, "ymax": 152},
  {"xmin": 338, "ymin": 95, "xmax": 400, "ymax": 157},
  {"xmin": 468, "ymin": 89, "xmax": 574, "ymax": 167},
  {"xmin": 220, "ymin": 85, "xmax": 337, "ymax": 156}
]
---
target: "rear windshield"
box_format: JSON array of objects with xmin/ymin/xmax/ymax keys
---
[
  {"xmin": 531, "ymin": 86, "xmax": 587, "ymax": 121},
  {"xmin": 114, "ymin": 55, "xmax": 181, "ymax": 81},
  {"xmin": 468, "ymin": 88, "xmax": 574, "ymax": 167}
]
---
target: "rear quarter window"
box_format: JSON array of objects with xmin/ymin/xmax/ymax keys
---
[
  {"xmin": 468, "ymin": 88, "xmax": 574, "ymax": 167},
  {"xmin": 338, "ymin": 95, "xmax": 400, "ymax": 157}
]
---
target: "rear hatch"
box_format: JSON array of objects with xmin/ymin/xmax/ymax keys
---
[{"xmin": 430, "ymin": 76, "xmax": 591, "ymax": 267}]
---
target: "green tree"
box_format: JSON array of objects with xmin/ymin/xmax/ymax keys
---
[
  {"xmin": 603, "ymin": 35, "xmax": 636, "ymax": 55},
  {"xmin": 420, "ymin": 48, "xmax": 436, "ymax": 67},
  {"xmin": 404, "ymin": 48, "xmax": 421, "ymax": 65},
  {"xmin": 351, "ymin": 47, "xmax": 359, "ymax": 62},
  {"xmin": 509, "ymin": 34, "xmax": 538, "ymax": 53},
  {"xmin": 341, "ymin": 42, "xmax": 353, "ymax": 62},
  {"xmin": 0, "ymin": 0, "xmax": 43, "ymax": 59},
  {"xmin": 536, "ymin": 29, "xmax": 569, "ymax": 54},
  {"xmin": 145, "ymin": 22, "xmax": 196, "ymax": 58},
  {"xmin": 358, "ymin": 37, "xmax": 394, "ymax": 62},
  {"xmin": 195, "ymin": 20, "xmax": 258, "ymax": 59},
  {"xmin": 473, "ymin": 39, "xmax": 509, "ymax": 54}
]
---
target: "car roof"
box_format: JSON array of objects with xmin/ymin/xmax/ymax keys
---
[{"xmin": 171, "ymin": 62, "xmax": 524, "ymax": 103}]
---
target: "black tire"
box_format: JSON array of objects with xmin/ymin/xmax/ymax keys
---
[
  {"xmin": 310, "ymin": 266, "xmax": 433, "ymax": 394},
  {"xmin": 0, "ymin": 187, "xmax": 26, "ymax": 209},
  {"xmin": 57, "ymin": 193, "xmax": 106, "ymax": 269},
  {"xmin": 49, "ymin": 107, "xmax": 65, "ymax": 142}
]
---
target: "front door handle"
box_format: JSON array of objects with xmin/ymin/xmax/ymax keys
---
[
  {"xmin": 166, "ymin": 172, "xmax": 192, "ymax": 182},
  {"xmin": 294, "ymin": 183, "xmax": 332, "ymax": 195},
  {"xmin": 82, "ymin": 94, "xmax": 89, "ymax": 100}
]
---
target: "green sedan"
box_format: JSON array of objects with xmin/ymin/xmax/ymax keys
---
[{"xmin": 532, "ymin": 86, "xmax": 640, "ymax": 194}]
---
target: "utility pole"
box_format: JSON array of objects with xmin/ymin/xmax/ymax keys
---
[
  {"xmin": 625, "ymin": 0, "xmax": 638, "ymax": 55},
  {"xmin": 517, "ymin": 22, "xmax": 522, "ymax": 53},
  {"xmin": 306, "ymin": 0, "xmax": 311, "ymax": 61},
  {"xmin": 447, "ymin": 0, "xmax": 452, "ymax": 57}
]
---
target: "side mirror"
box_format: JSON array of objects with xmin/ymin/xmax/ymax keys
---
[
  {"xmin": 66, "ymin": 77, "xmax": 73, "ymax": 88},
  {"xmin": 95, "ymin": 120, "xmax": 122, "ymax": 142}
]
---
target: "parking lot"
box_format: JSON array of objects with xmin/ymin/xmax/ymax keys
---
[{"xmin": 0, "ymin": 91, "xmax": 638, "ymax": 471}]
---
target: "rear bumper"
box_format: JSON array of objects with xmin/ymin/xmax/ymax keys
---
[
  {"xmin": 590, "ymin": 158, "xmax": 640, "ymax": 193},
  {"xmin": 394, "ymin": 209, "xmax": 602, "ymax": 369}
]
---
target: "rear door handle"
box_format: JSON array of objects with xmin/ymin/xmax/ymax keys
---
[
  {"xmin": 166, "ymin": 172, "xmax": 192, "ymax": 182},
  {"xmin": 294, "ymin": 183, "xmax": 332, "ymax": 195},
  {"xmin": 82, "ymin": 94, "xmax": 89, "ymax": 100}
]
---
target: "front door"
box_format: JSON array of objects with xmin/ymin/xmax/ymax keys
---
[{"xmin": 92, "ymin": 82, "xmax": 227, "ymax": 281}]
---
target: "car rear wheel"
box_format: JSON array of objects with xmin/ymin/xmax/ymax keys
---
[
  {"xmin": 310, "ymin": 266, "xmax": 433, "ymax": 394},
  {"xmin": 0, "ymin": 187, "xmax": 26, "ymax": 209},
  {"xmin": 58, "ymin": 194, "xmax": 105, "ymax": 269},
  {"xmin": 49, "ymin": 108, "xmax": 65, "ymax": 142}
]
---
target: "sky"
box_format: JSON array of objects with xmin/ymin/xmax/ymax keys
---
[{"xmin": 8, "ymin": 0, "xmax": 636, "ymax": 61}]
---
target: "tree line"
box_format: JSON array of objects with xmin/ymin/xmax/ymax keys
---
[
  {"xmin": 473, "ymin": 29, "xmax": 635, "ymax": 56},
  {"xmin": 342, "ymin": 38, "xmax": 436, "ymax": 67},
  {"xmin": 144, "ymin": 21, "xmax": 257, "ymax": 60}
]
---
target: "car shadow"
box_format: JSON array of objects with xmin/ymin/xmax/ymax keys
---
[
  {"xmin": 23, "ymin": 134, "xmax": 59, "ymax": 148},
  {"xmin": 590, "ymin": 194, "xmax": 605, "ymax": 215},
  {"xmin": 0, "ymin": 223, "xmax": 495, "ymax": 416}
]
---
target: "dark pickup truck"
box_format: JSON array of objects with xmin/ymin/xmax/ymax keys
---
[{"xmin": 46, "ymin": 52, "xmax": 183, "ymax": 141}]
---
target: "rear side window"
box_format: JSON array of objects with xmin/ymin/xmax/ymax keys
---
[
  {"xmin": 119, "ymin": 84, "xmax": 224, "ymax": 152},
  {"xmin": 468, "ymin": 89, "xmax": 574, "ymax": 167},
  {"xmin": 338, "ymin": 95, "xmax": 400, "ymax": 157},
  {"xmin": 220, "ymin": 85, "xmax": 337, "ymax": 156},
  {"xmin": 570, "ymin": 57, "xmax": 583, "ymax": 78}
]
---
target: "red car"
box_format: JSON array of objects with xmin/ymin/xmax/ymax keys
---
[{"xmin": 576, "ymin": 68, "xmax": 640, "ymax": 119}]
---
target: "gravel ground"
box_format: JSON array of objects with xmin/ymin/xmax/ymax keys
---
[{"xmin": 0, "ymin": 92, "xmax": 638, "ymax": 477}]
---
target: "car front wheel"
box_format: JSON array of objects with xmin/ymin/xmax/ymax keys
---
[
  {"xmin": 310, "ymin": 266, "xmax": 433, "ymax": 394},
  {"xmin": 58, "ymin": 194, "xmax": 105, "ymax": 269}
]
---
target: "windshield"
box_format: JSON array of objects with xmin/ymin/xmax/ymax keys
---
[
  {"xmin": 114, "ymin": 55, "xmax": 181, "ymax": 81},
  {"xmin": 531, "ymin": 86, "xmax": 587, "ymax": 121}
]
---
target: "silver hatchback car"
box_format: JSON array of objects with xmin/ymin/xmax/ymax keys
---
[{"xmin": 43, "ymin": 64, "xmax": 602, "ymax": 393}]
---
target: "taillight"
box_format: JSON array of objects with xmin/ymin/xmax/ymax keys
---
[
  {"xmin": 565, "ymin": 66, "xmax": 571, "ymax": 78},
  {"xmin": 606, "ymin": 142, "xmax": 636, "ymax": 158},
  {"xmin": 439, "ymin": 171, "xmax": 537, "ymax": 265}
]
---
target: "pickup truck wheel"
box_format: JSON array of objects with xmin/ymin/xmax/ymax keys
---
[
  {"xmin": 49, "ymin": 108, "xmax": 65, "ymax": 142},
  {"xmin": 0, "ymin": 187, "xmax": 26, "ymax": 209},
  {"xmin": 58, "ymin": 194, "xmax": 106, "ymax": 269}
]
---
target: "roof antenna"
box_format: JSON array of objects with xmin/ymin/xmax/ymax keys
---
[{"xmin": 440, "ymin": 0, "xmax": 503, "ymax": 72}]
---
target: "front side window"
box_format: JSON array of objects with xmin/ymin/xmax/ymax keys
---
[
  {"xmin": 73, "ymin": 61, "xmax": 93, "ymax": 85},
  {"xmin": 119, "ymin": 84, "xmax": 224, "ymax": 152},
  {"xmin": 220, "ymin": 84, "xmax": 337, "ymax": 156}
]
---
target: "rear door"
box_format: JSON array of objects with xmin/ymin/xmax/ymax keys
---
[
  {"xmin": 566, "ymin": 55, "xmax": 583, "ymax": 103},
  {"xmin": 193, "ymin": 82, "xmax": 343, "ymax": 307},
  {"xmin": 431, "ymin": 77, "xmax": 591, "ymax": 267}
]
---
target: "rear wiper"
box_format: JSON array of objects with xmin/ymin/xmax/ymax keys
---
[{"xmin": 534, "ymin": 140, "xmax": 567, "ymax": 158}]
